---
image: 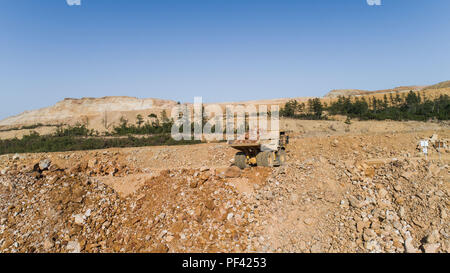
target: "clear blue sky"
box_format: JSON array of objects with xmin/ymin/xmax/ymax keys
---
[{"xmin": 1, "ymin": 0, "xmax": 449, "ymax": 119}]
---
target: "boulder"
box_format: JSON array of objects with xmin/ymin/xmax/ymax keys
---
[
  {"xmin": 39, "ymin": 159, "xmax": 52, "ymax": 171},
  {"xmin": 404, "ymin": 236, "xmax": 420, "ymax": 253},
  {"xmin": 66, "ymin": 240, "xmax": 81, "ymax": 253},
  {"xmin": 422, "ymin": 243, "xmax": 440, "ymax": 253},
  {"xmin": 224, "ymin": 166, "xmax": 241, "ymax": 178}
]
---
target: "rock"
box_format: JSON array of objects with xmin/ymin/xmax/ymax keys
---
[
  {"xmin": 88, "ymin": 159, "xmax": 98, "ymax": 169},
  {"xmin": 304, "ymin": 218, "xmax": 314, "ymax": 225},
  {"xmin": 39, "ymin": 159, "xmax": 52, "ymax": 171},
  {"xmin": 348, "ymin": 196, "xmax": 363, "ymax": 208},
  {"xmin": 215, "ymin": 168, "xmax": 227, "ymax": 178},
  {"xmin": 151, "ymin": 244, "xmax": 169, "ymax": 253},
  {"xmin": 66, "ymin": 240, "xmax": 81, "ymax": 253},
  {"xmin": 31, "ymin": 171, "xmax": 43, "ymax": 179},
  {"xmin": 199, "ymin": 172, "xmax": 211, "ymax": 182},
  {"xmin": 393, "ymin": 184, "xmax": 402, "ymax": 192},
  {"xmin": 73, "ymin": 214, "xmax": 85, "ymax": 225},
  {"xmin": 84, "ymin": 209, "xmax": 92, "ymax": 218},
  {"xmin": 429, "ymin": 134, "xmax": 438, "ymax": 144},
  {"xmin": 310, "ymin": 243, "xmax": 322, "ymax": 253},
  {"xmin": 422, "ymin": 243, "xmax": 440, "ymax": 253},
  {"xmin": 365, "ymin": 240, "xmax": 382, "ymax": 252},
  {"xmin": 43, "ymin": 239, "xmax": 54, "ymax": 251},
  {"xmin": 227, "ymin": 213, "xmax": 234, "ymax": 221},
  {"xmin": 12, "ymin": 154, "xmax": 20, "ymax": 161},
  {"xmin": 399, "ymin": 207, "xmax": 405, "ymax": 219},
  {"xmin": 189, "ymin": 179, "xmax": 198, "ymax": 188},
  {"xmin": 0, "ymin": 169, "xmax": 7, "ymax": 175},
  {"xmin": 364, "ymin": 167, "xmax": 375, "ymax": 178},
  {"xmin": 401, "ymin": 171, "xmax": 414, "ymax": 181},
  {"xmin": 193, "ymin": 207, "xmax": 204, "ymax": 222},
  {"xmin": 205, "ymin": 200, "xmax": 215, "ymax": 210},
  {"xmin": 165, "ymin": 235, "xmax": 174, "ymax": 242},
  {"xmin": 425, "ymin": 230, "xmax": 440, "ymax": 244},
  {"xmin": 331, "ymin": 139, "xmax": 339, "ymax": 147},
  {"xmin": 378, "ymin": 188, "xmax": 388, "ymax": 199},
  {"xmin": 356, "ymin": 220, "xmax": 370, "ymax": 233},
  {"xmin": 395, "ymin": 196, "xmax": 405, "ymax": 205},
  {"xmin": 370, "ymin": 221, "xmax": 380, "ymax": 232},
  {"xmin": 224, "ymin": 166, "xmax": 241, "ymax": 178},
  {"xmin": 297, "ymin": 241, "xmax": 307, "ymax": 252},
  {"xmin": 441, "ymin": 208, "xmax": 447, "ymax": 219},
  {"xmin": 404, "ymin": 236, "xmax": 420, "ymax": 253},
  {"xmin": 49, "ymin": 164, "xmax": 62, "ymax": 172},
  {"xmin": 392, "ymin": 239, "xmax": 403, "ymax": 250},
  {"xmin": 363, "ymin": 229, "xmax": 377, "ymax": 241}
]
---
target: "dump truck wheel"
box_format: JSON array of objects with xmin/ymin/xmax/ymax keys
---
[
  {"xmin": 256, "ymin": 151, "xmax": 274, "ymax": 167},
  {"xmin": 265, "ymin": 151, "xmax": 274, "ymax": 167},
  {"xmin": 235, "ymin": 152, "xmax": 247, "ymax": 169},
  {"xmin": 256, "ymin": 152, "xmax": 265, "ymax": 167},
  {"xmin": 278, "ymin": 149, "xmax": 287, "ymax": 165}
]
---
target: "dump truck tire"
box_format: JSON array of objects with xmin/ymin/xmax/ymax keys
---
[
  {"xmin": 278, "ymin": 149, "xmax": 287, "ymax": 165},
  {"xmin": 256, "ymin": 151, "xmax": 274, "ymax": 167},
  {"xmin": 235, "ymin": 152, "xmax": 247, "ymax": 169},
  {"xmin": 256, "ymin": 152, "xmax": 265, "ymax": 167},
  {"xmin": 265, "ymin": 151, "xmax": 274, "ymax": 167}
]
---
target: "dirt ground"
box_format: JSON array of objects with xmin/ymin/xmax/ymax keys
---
[{"xmin": 0, "ymin": 120, "xmax": 448, "ymax": 253}]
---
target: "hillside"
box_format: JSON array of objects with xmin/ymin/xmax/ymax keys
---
[
  {"xmin": 423, "ymin": 80, "xmax": 450, "ymax": 91},
  {"xmin": 324, "ymin": 85, "xmax": 425, "ymax": 98},
  {"xmin": 0, "ymin": 81, "xmax": 448, "ymax": 139},
  {"xmin": 0, "ymin": 96, "xmax": 177, "ymax": 130}
]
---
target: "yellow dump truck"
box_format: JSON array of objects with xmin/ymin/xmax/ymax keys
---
[{"xmin": 228, "ymin": 131, "xmax": 289, "ymax": 169}]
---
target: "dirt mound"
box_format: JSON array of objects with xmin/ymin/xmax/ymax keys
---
[
  {"xmin": 0, "ymin": 157, "xmax": 272, "ymax": 253},
  {"xmin": 336, "ymin": 158, "xmax": 450, "ymax": 253},
  {"xmin": 112, "ymin": 167, "xmax": 271, "ymax": 252},
  {"xmin": 0, "ymin": 164, "xmax": 123, "ymax": 252}
]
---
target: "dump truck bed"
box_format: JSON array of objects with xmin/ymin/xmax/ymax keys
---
[
  {"xmin": 228, "ymin": 140, "xmax": 261, "ymax": 154},
  {"xmin": 228, "ymin": 139, "xmax": 260, "ymax": 146},
  {"xmin": 230, "ymin": 143, "xmax": 260, "ymax": 148}
]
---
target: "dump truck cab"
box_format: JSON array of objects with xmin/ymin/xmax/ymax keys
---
[{"xmin": 228, "ymin": 130, "xmax": 289, "ymax": 169}]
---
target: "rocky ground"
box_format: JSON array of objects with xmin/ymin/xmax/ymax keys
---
[{"xmin": 0, "ymin": 124, "xmax": 448, "ymax": 253}]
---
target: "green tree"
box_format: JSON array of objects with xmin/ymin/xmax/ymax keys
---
[
  {"xmin": 310, "ymin": 98, "xmax": 323, "ymax": 118},
  {"xmin": 280, "ymin": 100, "xmax": 300, "ymax": 117},
  {"xmin": 136, "ymin": 114, "xmax": 144, "ymax": 127},
  {"xmin": 383, "ymin": 94, "xmax": 389, "ymax": 109},
  {"xmin": 160, "ymin": 110, "xmax": 170, "ymax": 124}
]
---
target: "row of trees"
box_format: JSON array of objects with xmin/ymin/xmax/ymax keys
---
[
  {"xmin": 280, "ymin": 91, "xmax": 450, "ymax": 121},
  {"xmin": 113, "ymin": 108, "xmax": 248, "ymax": 136},
  {"xmin": 51, "ymin": 110, "xmax": 175, "ymax": 137},
  {"xmin": 0, "ymin": 132, "xmax": 200, "ymax": 155},
  {"xmin": 327, "ymin": 92, "xmax": 449, "ymax": 121},
  {"xmin": 0, "ymin": 123, "xmax": 58, "ymax": 133},
  {"xmin": 116, "ymin": 92, "xmax": 450, "ymax": 136},
  {"xmin": 111, "ymin": 110, "xmax": 174, "ymax": 136},
  {"xmin": 280, "ymin": 98, "xmax": 325, "ymax": 119},
  {"xmin": 0, "ymin": 110, "xmax": 201, "ymax": 155}
]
